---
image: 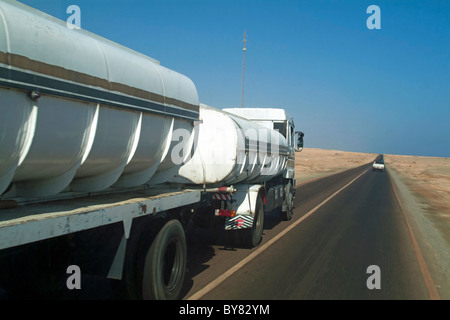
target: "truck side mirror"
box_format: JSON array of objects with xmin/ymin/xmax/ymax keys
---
[{"xmin": 295, "ymin": 131, "xmax": 304, "ymax": 152}]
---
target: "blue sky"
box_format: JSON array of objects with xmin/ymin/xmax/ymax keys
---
[{"xmin": 18, "ymin": 0, "xmax": 450, "ymax": 157}]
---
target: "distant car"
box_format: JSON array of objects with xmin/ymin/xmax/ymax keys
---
[{"xmin": 372, "ymin": 159, "xmax": 385, "ymax": 172}]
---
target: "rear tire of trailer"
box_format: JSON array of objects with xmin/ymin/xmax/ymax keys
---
[
  {"xmin": 239, "ymin": 194, "xmax": 264, "ymax": 248},
  {"xmin": 140, "ymin": 219, "xmax": 187, "ymax": 300}
]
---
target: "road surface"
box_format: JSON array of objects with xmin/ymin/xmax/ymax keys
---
[{"xmin": 182, "ymin": 163, "xmax": 434, "ymax": 300}]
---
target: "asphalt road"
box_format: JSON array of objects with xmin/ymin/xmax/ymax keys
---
[{"xmin": 182, "ymin": 163, "xmax": 432, "ymax": 300}]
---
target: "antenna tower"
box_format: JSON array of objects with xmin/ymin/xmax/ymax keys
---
[{"xmin": 241, "ymin": 30, "xmax": 246, "ymax": 108}]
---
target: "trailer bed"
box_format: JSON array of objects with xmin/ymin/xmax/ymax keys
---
[{"xmin": 0, "ymin": 188, "xmax": 201, "ymax": 250}]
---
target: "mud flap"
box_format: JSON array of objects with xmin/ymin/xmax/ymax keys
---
[{"xmin": 225, "ymin": 214, "xmax": 254, "ymax": 230}]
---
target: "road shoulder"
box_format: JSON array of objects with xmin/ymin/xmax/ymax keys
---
[{"xmin": 387, "ymin": 166, "xmax": 450, "ymax": 299}]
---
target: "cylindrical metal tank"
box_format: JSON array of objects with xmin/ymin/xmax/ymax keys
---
[
  {"xmin": 170, "ymin": 104, "xmax": 289, "ymax": 185},
  {"xmin": 0, "ymin": 0, "xmax": 198, "ymax": 198}
]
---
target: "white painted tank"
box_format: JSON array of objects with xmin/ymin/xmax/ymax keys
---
[
  {"xmin": 0, "ymin": 0, "xmax": 198, "ymax": 199},
  {"xmin": 170, "ymin": 104, "xmax": 290, "ymax": 185}
]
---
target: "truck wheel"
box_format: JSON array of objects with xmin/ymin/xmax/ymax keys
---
[
  {"xmin": 281, "ymin": 182, "xmax": 294, "ymax": 221},
  {"xmin": 238, "ymin": 194, "xmax": 264, "ymax": 248},
  {"xmin": 140, "ymin": 219, "xmax": 187, "ymax": 300}
]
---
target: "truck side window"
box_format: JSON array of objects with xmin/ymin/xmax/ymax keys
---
[{"xmin": 273, "ymin": 122, "xmax": 287, "ymax": 138}]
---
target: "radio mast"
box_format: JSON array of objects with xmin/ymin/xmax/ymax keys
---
[{"xmin": 241, "ymin": 30, "xmax": 246, "ymax": 108}]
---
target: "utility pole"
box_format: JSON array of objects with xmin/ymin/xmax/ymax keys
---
[{"xmin": 241, "ymin": 30, "xmax": 246, "ymax": 108}]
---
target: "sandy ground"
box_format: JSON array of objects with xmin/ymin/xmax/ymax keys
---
[
  {"xmin": 295, "ymin": 148, "xmax": 450, "ymax": 297},
  {"xmin": 384, "ymin": 154, "xmax": 450, "ymax": 225}
]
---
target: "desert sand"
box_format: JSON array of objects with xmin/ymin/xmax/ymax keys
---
[{"xmin": 384, "ymin": 154, "xmax": 450, "ymax": 221}]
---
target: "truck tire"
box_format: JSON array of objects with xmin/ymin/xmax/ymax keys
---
[
  {"xmin": 281, "ymin": 182, "xmax": 294, "ymax": 221},
  {"xmin": 238, "ymin": 194, "xmax": 264, "ymax": 248},
  {"xmin": 140, "ymin": 219, "xmax": 187, "ymax": 300}
]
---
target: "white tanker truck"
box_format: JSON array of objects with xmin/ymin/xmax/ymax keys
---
[{"xmin": 0, "ymin": 0, "xmax": 303, "ymax": 299}]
